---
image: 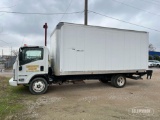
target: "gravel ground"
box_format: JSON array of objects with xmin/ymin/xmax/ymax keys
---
[
  {"xmin": 2, "ymin": 68, "xmax": 160, "ymax": 120},
  {"xmin": 0, "ymin": 69, "xmax": 13, "ymax": 77}
]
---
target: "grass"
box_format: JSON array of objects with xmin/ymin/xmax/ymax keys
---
[{"xmin": 0, "ymin": 76, "xmax": 36, "ymax": 119}]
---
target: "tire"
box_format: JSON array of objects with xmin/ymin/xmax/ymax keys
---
[
  {"xmin": 29, "ymin": 77, "xmax": 48, "ymax": 95},
  {"xmin": 99, "ymin": 79, "xmax": 108, "ymax": 83},
  {"xmin": 111, "ymin": 75, "xmax": 116, "ymax": 86},
  {"xmin": 111, "ymin": 74, "xmax": 126, "ymax": 88}
]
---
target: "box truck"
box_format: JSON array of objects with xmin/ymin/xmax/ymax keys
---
[{"xmin": 9, "ymin": 22, "xmax": 152, "ymax": 94}]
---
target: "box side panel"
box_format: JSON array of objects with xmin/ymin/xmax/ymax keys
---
[
  {"xmin": 140, "ymin": 33, "xmax": 148, "ymax": 69},
  {"xmin": 60, "ymin": 25, "xmax": 85, "ymax": 72},
  {"xmin": 123, "ymin": 32, "xmax": 148, "ymax": 70},
  {"xmin": 102, "ymin": 29, "xmax": 125, "ymax": 70},
  {"xmin": 50, "ymin": 30, "xmax": 56, "ymax": 69},
  {"xmin": 60, "ymin": 24, "xmax": 148, "ymax": 75},
  {"xmin": 50, "ymin": 30, "xmax": 60, "ymax": 75}
]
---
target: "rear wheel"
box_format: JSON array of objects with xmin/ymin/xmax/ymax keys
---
[
  {"xmin": 29, "ymin": 77, "xmax": 48, "ymax": 95},
  {"xmin": 111, "ymin": 75, "xmax": 116, "ymax": 86},
  {"xmin": 111, "ymin": 74, "xmax": 126, "ymax": 88}
]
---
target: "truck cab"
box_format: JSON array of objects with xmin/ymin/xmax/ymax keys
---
[{"xmin": 9, "ymin": 46, "xmax": 50, "ymax": 94}]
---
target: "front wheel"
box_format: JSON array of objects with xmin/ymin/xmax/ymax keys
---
[
  {"xmin": 29, "ymin": 77, "xmax": 48, "ymax": 95},
  {"xmin": 111, "ymin": 74, "xmax": 126, "ymax": 88}
]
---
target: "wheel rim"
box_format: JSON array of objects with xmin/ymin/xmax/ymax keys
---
[
  {"xmin": 32, "ymin": 80, "xmax": 45, "ymax": 93},
  {"xmin": 117, "ymin": 77, "xmax": 125, "ymax": 86}
]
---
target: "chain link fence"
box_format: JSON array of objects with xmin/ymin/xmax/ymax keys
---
[
  {"xmin": 0, "ymin": 64, "xmax": 5, "ymax": 72},
  {"xmin": 0, "ymin": 56, "xmax": 17, "ymax": 71},
  {"xmin": 4, "ymin": 56, "xmax": 16, "ymax": 68}
]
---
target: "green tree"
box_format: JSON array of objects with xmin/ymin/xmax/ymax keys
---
[
  {"xmin": 154, "ymin": 55, "xmax": 160, "ymax": 61},
  {"xmin": 149, "ymin": 55, "xmax": 153, "ymax": 60},
  {"xmin": 149, "ymin": 43, "xmax": 156, "ymax": 51}
]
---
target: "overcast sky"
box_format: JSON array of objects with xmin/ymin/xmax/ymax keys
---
[{"xmin": 0, "ymin": 0, "xmax": 160, "ymax": 55}]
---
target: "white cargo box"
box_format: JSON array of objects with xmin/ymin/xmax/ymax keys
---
[{"xmin": 50, "ymin": 23, "xmax": 148, "ymax": 76}]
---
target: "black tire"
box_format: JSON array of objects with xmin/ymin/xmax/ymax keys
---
[
  {"xmin": 111, "ymin": 75, "xmax": 116, "ymax": 86},
  {"xmin": 111, "ymin": 74, "xmax": 126, "ymax": 88},
  {"xmin": 99, "ymin": 79, "xmax": 108, "ymax": 83},
  {"xmin": 29, "ymin": 77, "xmax": 48, "ymax": 95}
]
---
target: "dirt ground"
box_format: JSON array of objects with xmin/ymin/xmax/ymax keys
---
[
  {"xmin": 1, "ymin": 68, "xmax": 160, "ymax": 120},
  {"xmin": 0, "ymin": 69, "xmax": 13, "ymax": 77}
]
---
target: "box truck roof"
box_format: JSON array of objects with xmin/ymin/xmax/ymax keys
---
[{"xmin": 51, "ymin": 22, "xmax": 148, "ymax": 37}]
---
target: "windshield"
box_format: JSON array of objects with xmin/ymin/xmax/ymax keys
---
[{"xmin": 19, "ymin": 47, "xmax": 43, "ymax": 65}]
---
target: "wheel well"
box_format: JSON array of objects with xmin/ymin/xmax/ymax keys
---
[
  {"xmin": 48, "ymin": 67, "xmax": 53, "ymax": 76},
  {"xmin": 29, "ymin": 74, "xmax": 49, "ymax": 84}
]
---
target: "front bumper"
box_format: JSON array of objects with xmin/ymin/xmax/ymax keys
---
[{"xmin": 9, "ymin": 77, "xmax": 17, "ymax": 86}]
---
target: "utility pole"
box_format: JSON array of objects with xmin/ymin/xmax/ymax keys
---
[
  {"xmin": 43, "ymin": 23, "xmax": 48, "ymax": 46},
  {"xmin": 84, "ymin": 0, "xmax": 88, "ymax": 25}
]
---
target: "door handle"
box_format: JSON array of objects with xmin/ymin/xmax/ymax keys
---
[
  {"xmin": 40, "ymin": 66, "xmax": 44, "ymax": 71},
  {"xmin": 19, "ymin": 66, "xmax": 22, "ymax": 71}
]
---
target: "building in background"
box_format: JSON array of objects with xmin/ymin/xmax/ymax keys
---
[
  {"xmin": 149, "ymin": 51, "xmax": 160, "ymax": 61},
  {"xmin": 149, "ymin": 51, "xmax": 160, "ymax": 56},
  {"xmin": 0, "ymin": 55, "xmax": 16, "ymax": 69}
]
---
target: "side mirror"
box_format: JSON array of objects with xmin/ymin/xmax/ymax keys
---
[{"xmin": 19, "ymin": 52, "xmax": 22, "ymax": 61}]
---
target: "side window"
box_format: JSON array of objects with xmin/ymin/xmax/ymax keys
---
[
  {"xmin": 25, "ymin": 49, "xmax": 43, "ymax": 60},
  {"xmin": 20, "ymin": 48, "xmax": 43, "ymax": 65}
]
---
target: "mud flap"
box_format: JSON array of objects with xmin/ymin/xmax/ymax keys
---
[{"xmin": 146, "ymin": 70, "xmax": 153, "ymax": 79}]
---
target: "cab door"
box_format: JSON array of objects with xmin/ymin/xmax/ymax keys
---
[{"xmin": 18, "ymin": 47, "xmax": 47, "ymax": 84}]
